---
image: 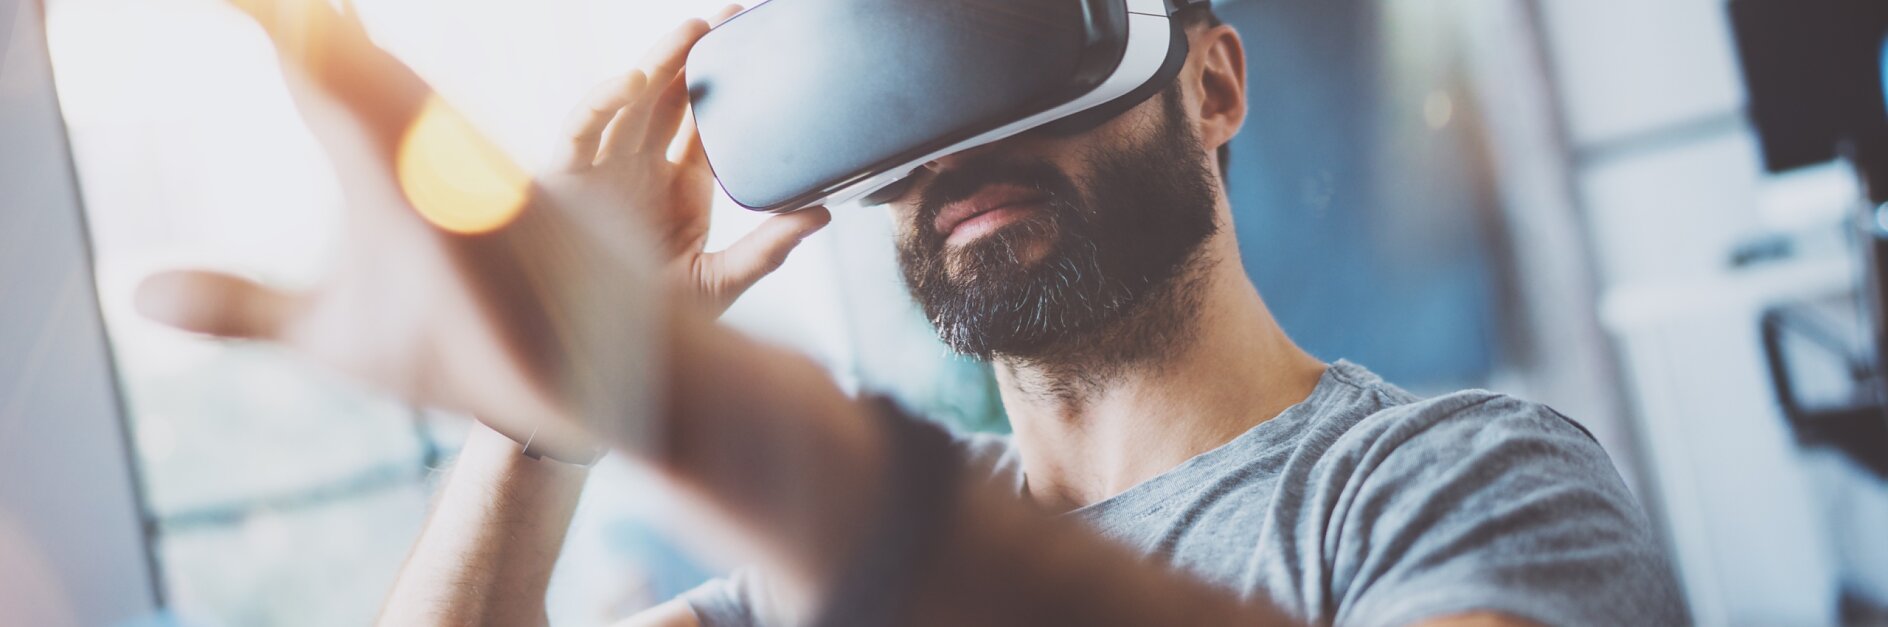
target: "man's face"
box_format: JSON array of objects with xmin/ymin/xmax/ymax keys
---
[{"xmin": 890, "ymin": 87, "xmax": 1223, "ymax": 361}]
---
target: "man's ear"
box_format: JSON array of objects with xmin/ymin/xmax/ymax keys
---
[{"xmin": 1188, "ymin": 25, "xmax": 1248, "ymax": 152}]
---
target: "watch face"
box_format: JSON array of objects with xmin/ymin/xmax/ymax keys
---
[{"xmin": 687, "ymin": 0, "xmax": 1130, "ymax": 211}]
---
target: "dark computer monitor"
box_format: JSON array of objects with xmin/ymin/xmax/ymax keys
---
[
  {"xmin": 1731, "ymin": 0, "xmax": 1888, "ymax": 485},
  {"xmin": 1729, "ymin": 0, "xmax": 1888, "ymax": 176},
  {"xmin": 0, "ymin": 0, "xmax": 164, "ymax": 624}
]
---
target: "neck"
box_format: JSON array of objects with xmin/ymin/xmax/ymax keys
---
[{"xmin": 995, "ymin": 234, "xmax": 1326, "ymax": 513}]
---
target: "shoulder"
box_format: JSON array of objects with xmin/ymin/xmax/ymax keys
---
[
  {"xmin": 1295, "ymin": 365, "xmax": 1684, "ymax": 625},
  {"xmin": 1288, "ymin": 362, "xmax": 1646, "ymax": 555},
  {"xmin": 1313, "ymin": 362, "xmax": 1609, "ymax": 473}
]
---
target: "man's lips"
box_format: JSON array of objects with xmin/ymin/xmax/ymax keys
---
[{"xmin": 933, "ymin": 185, "xmax": 1050, "ymax": 246}]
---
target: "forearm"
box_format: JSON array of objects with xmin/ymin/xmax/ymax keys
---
[
  {"xmin": 909, "ymin": 487, "xmax": 1293, "ymax": 626},
  {"xmin": 655, "ymin": 308, "xmax": 890, "ymax": 586},
  {"xmin": 643, "ymin": 309, "xmax": 1293, "ymax": 626},
  {"xmin": 378, "ymin": 422, "xmax": 590, "ymax": 626}
]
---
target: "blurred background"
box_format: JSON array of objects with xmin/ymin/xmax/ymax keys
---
[{"xmin": 5, "ymin": 0, "xmax": 1888, "ymax": 624}]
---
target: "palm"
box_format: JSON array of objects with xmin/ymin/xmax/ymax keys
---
[
  {"xmin": 135, "ymin": 0, "xmax": 712, "ymax": 457},
  {"xmin": 662, "ymin": 154, "xmax": 717, "ymax": 256},
  {"xmin": 139, "ymin": 1, "xmax": 831, "ymax": 454}
]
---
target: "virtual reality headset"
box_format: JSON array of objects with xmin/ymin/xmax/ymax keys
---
[{"xmin": 685, "ymin": 0, "xmax": 1212, "ymax": 213}]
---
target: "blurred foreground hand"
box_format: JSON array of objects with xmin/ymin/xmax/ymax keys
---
[{"xmin": 131, "ymin": 0, "xmax": 810, "ymax": 459}]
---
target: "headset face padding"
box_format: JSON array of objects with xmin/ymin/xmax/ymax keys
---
[
  {"xmin": 1035, "ymin": 17, "xmax": 1191, "ymax": 137},
  {"xmin": 686, "ymin": 0, "xmax": 1199, "ymax": 213}
]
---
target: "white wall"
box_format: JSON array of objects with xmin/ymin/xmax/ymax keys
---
[{"xmin": 1533, "ymin": 0, "xmax": 1856, "ymax": 623}]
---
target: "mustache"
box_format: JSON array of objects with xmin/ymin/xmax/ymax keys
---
[{"xmin": 916, "ymin": 158, "xmax": 1080, "ymax": 233}]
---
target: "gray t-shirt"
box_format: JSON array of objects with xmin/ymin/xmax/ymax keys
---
[{"xmin": 683, "ymin": 361, "xmax": 1687, "ymax": 626}]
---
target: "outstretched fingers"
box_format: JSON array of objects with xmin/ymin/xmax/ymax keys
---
[
  {"xmin": 596, "ymin": 18, "xmax": 714, "ymax": 165},
  {"xmin": 554, "ymin": 6, "xmax": 741, "ymax": 170},
  {"xmin": 225, "ymin": 0, "xmax": 431, "ymax": 150},
  {"xmin": 656, "ymin": 5, "xmax": 743, "ymax": 162},
  {"xmin": 640, "ymin": 74, "xmax": 693, "ymax": 158},
  {"xmin": 674, "ymin": 110, "xmax": 710, "ymax": 169},
  {"xmin": 135, "ymin": 271, "xmax": 305, "ymax": 342},
  {"xmin": 556, "ymin": 72, "xmax": 652, "ymax": 172},
  {"xmin": 637, "ymin": 17, "xmax": 713, "ymax": 91}
]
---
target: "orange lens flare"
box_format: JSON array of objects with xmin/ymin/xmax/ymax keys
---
[{"xmin": 397, "ymin": 96, "xmax": 530, "ymax": 235}]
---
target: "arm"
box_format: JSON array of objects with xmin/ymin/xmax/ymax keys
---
[
  {"xmin": 370, "ymin": 5, "xmax": 823, "ymax": 624},
  {"xmin": 654, "ymin": 300, "xmax": 1540, "ymax": 627},
  {"xmin": 646, "ymin": 308, "xmax": 1287, "ymax": 627},
  {"xmin": 377, "ymin": 422, "xmax": 713, "ymax": 627},
  {"xmin": 362, "ymin": 284, "xmax": 1522, "ymax": 627},
  {"xmin": 376, "ymin": 423, "xmax": 590, "ymax": 626}
]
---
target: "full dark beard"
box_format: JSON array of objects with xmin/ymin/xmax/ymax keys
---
[{"xmin": 896, "ymin": 87, "xmax": 1222, "ymax": 369}]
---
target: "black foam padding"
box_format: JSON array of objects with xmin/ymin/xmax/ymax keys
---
[{"xmin": 1036, "ymin": 17, "xmax": 1191, "ymax": 136}]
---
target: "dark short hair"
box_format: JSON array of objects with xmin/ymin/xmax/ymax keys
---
[{"xmin": 1174, "ymin": 5, "xmax": 1231, "ymax": 183}]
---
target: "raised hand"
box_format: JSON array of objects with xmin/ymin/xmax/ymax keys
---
[
  {"xmin": 541, "ymin": 4, "xmax": 832, "ymax": 316},
  {"xmin": 130, "ymin": 0, "xmax": 740, "ymax": 460}
]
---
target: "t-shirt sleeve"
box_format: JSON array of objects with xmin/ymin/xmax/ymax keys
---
[
  {"xmin": 1329, "ymin": 395, "xmax": 1688, "ymax": 627},
  {"xmin": 679, "ymin": 568, "xmax": 785, "ymax": 627}
]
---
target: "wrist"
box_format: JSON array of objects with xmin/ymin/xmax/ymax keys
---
[
  {"xmin": 423, "ymin": 423, "xmax": 589, "ymax": 541},
  {"xmin": 466, "ymin": 420, "xmax": 599, "ymax": 473}
]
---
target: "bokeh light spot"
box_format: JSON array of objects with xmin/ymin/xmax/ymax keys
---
[{"xmin": 397, "ymin": 95, "xmax": 530, "ymax": 234}]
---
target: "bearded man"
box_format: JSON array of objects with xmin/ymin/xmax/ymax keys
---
[{"xmin": 143, "ymin": 2, "xmax": 1687, "ymax": 625}]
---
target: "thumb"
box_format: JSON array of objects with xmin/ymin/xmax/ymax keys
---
[
  {"xmin": 705, "ymin": 207, "xmax": 832, "ymax": 299},
  {"xmin": 135, "ymin": 270, "xmax": 304, "ymax": 342}
]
